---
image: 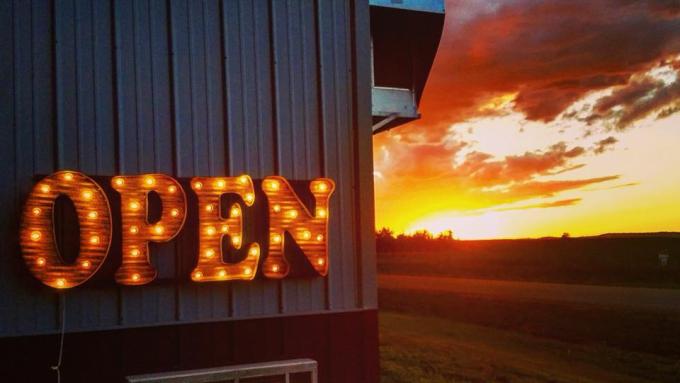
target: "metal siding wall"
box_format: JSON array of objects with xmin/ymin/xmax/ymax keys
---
[{"xmin": 0, "ymin": 0, "xmax": 376, "ymax": 337}]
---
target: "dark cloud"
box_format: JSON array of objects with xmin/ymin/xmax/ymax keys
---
[
  {"xmin": 593, "ymin": 136, "xmax": 618, "ymax": 154},
  {"xmin": 389, "ymin": 0, "xmax": 680, "ymax": 139},
  {"xmin": 452, "ymin": 142, "xmax": 586, "ymax": 187},
  {"xmin": 502, "ymin": 176, "xmax": 620, "ymax": 199},
  {"xmin": 494, "ymin": 198, "xmax": 582, "ymax": 212}
]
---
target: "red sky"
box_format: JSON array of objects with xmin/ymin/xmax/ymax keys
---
[{"xmin": 373, "ymin": 0, "xmax": 680, "ymax": 238}]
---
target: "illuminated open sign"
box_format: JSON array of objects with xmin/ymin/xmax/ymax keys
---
[{"xmin": 20, "ymin": 171, "xmax": 334, "ymax": 289}]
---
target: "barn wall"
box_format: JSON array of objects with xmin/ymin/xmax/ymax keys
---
[{"xmin": 0, "ymin": 0, "xmax": 376, "ymax": 337}]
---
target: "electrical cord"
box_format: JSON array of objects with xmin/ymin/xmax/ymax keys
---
[{"xmin": 51, "ymin": 293, "xmax": 66, "ymax": 383}]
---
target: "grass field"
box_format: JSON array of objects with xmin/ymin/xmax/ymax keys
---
[{"xmin": 380, "ymin": 311, "xmax": 680, "ymax": 383}]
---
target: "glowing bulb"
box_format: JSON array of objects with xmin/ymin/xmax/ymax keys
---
[
  {"xmin": 244, "ymin": 193, "xmax": 254, "ymax": 204},
  {"xmin": 36, "ymin": 257, "xmax": 46, "ymax": 266},
  {"xmin": 32, "ymin": 207, "xmax": 41, "ymax": 216},
  {"xmin": 217, "ymin": 269, "xmax": 227, "ymax": 278},
  {"xmin": 144, "ymin": 176, "xmax": 155, "ymax": 186},
  {"xmin": 316, "ymin": 182, "xmax": 328, "ymax": 192},
  {"xmin": 30, "ymin": 231, "xmax": 41, "ymax": 241},
  {"xmin": 272, "ymin": 204, "xmax": 281, "ymax": 213},
  {"xmin": 271, "ymin": 234, "xmax": 282, "ymax": 244},
  {"xmin": 243, "ymin": 267, "xmax": 252, "ymax": 276},
  {"xmin": 40, "ymin": 184, "xmax": 50, "ymax": 193},
  {"xmin": 56, "ymin": 278, "xmax": 66, "ymax": 288},
  {"xmin": 248, "ymin": 247, "xmax": 259, "ymax": 257},
  {"xmin": 300, "ymin": 230, "xmax": 311, "ymax": 240},
  {"xmin": 81, "ymin": 190, "xmax": 93, "ymax": 200},
  {"xmin": 193, "ymin": 271, "xmax": 203, "ymax": 280},
  {"xmin": 87, "ymin": 211, "xmax": 98, "ymax": 219},
  {"xmin": 206, "ymin": 226, "xmax": 216, "ymax": 236},
  {"xmin": 114, "ymin": 177, "xmax": 125, "ymax": 186},
  {"xmin": 221, "ymin": 225, "xmax": 229, "ymax": 233},
  {"xmin": 168, "ymin": 185, "xmax": 177, "ymax": 193},
  {"xmin": 272, "ymin": 264, "xmax": 279, "ymax": 272},
  {"xmin": 131, "ymin": 273, "xmax": 140, "ymax": 282},
  {"xmin": 63, "ymin": 172, "xmax": 74, "ymax": 181},
  {"xmin": 130, "ymin": 225, "xmax": 139, "ymax": 234},
  {"xmin": 205, "ymin": 204, "xmax": 215, "ymax": 212},
  {"xmin": 286, "ymin": 209, "xmax": 298, "ymax": 219},
  {"xmin": 267, "ymin": 180, "xmax": 280, "ymax": 191},
  {"xmin": 205, "ymin": 249, "xmax": 216, "ymax": 258},
  {"xmin": 316, "ymin": 258, "xmax": 325, "ymax": 266},
  {"xmin": 193, "ymin": 181, "xmax": 203, "ymax": 190},
  {"xmin": 81, "ymin": 260, "xmax": 91, "ymax": 268},
  {"xmin": 215, "ymin": 179, "xmax": 226, "ymax": 189},
  {"xmin": 90, "ymin": 235, "xmax": 100, "ymax": 244},
  {"xmin": 230, "ymin": 206, "xmax": 240, "ymax": 217},
  {"xmin": 129, "ymin": 200, "xmax": 141, "ymax": 210},
  {"xmin": 238, "ymin": 175, "xmax": 248, "ymax": 185},
  {"xmin": 231, "ymin": 235, "xmax": 241, "ymax": 246},
  {"xmin": 170, "ymin": 208, "xmax": 180, "ymax": 217},
  {"xmin": 316, "ymin": 234, "xmax": 324, "ymax": 242},
  {"xmin": 153, "ymin": 225, "xmax": 164, "ymax": 235},
  {"xmin": 317, "ymin": 208, "xmax": 327, "ymax": 218},
  {"xmin": 130, "ymin": 248, "xmax": 140, "ymax": 257}
]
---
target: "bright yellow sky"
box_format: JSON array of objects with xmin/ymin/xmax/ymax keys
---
[{"xmin": 373, "ymin": 0, "xmax": 680, "ymax": 242}]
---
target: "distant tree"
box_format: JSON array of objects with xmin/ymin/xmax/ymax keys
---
[
  {"xmin": 437, "ymin": 230, "xmax": 454, "ymax": 241},
  {"xmin": 376, "ymin": 227, "xmax": 394, "ymax": 240},
  {"xmin": 561, "ymin": 232, "xmax": 571, "ymax": 239}
]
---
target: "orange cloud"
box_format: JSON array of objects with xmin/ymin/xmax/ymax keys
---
[{"xmin": 494, "ymin": 198, "xmax": 582, "ymax": 212}]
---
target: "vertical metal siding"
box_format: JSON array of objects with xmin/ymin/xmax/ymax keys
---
[{"xmin": 0, "ymin": 0, "xmax": 376, "ymax": 337}]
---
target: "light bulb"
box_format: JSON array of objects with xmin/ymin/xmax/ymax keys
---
[
  {"xmin": 129, "ymin": 200, "xmax": 141, "ymax": 210},
  {"xmin": 230, "ymin": 206, "xmax": 240, "ymax": 217},
  {"xmin": 267, "ymin": 180, "xmax": 280, "ymax": 191},
  {"xmin": 300, "ymin": 230, "xmax": 311, "ymax": 240},
  {"xmin": 36, "ymin": 257, "xmax": 46, "ymax": 266},
  {"xmin": 316, "ymin": 234, "xmax": 324, "ymax": 242},
  {"xmin": 30, "ymin": 231, "xmax": 41, "ymax": 241},
  {"xmin": 130, "ymin": 248, "xmax": 140, "ymax": 257},
  {"xmin": 32, "ymin": 207, "xmax": 41, "ymax": 216},
  {"xmin": 217, "ymin": 269, "xmax": 227, "ymax": 278},
  {"xmin": 90, "ymin": 235, "xmax": 100, "ymax": 244},
  {"xmin": 130, "ymin": 225, "xmax": 139, "ymax": 234},
  {"xmin": 168, "ymin": 185, "xmax": 177, "ymax": 193},
  {"xmin": 205, "ymin": 249, "xmax": 215, "ymax": 258},
  {"xmin": 238, "ymin": 175, "xmax": 248, "ymax": 185},
  {"xmin": 193, "ymin": 271, "xmax": 203, "ymax": 280},
  {"xmin": 231, "ymin": 235, "xmax": 241, "ymax": 246},
  {"xmin": 243, "ymin": 267, "xmax": 252, "ymax": 276},
  {"xmin": 153, "ymin": 225, "xmax": 164, "ymax": 235},
  {"xmin": 81, "ymin": 190, "xmax": 93, "ymax": 200},
  {"xmin": 248, "ymin": 247, "xmax": 259, "ymax": 256},
  {"xmin": 114, "ymin": 177, "xmax": 124, "ymax": 186},
  {"xmin": 316, "ymin": 182, "xmax": 328, "ymax": 192},
  {"xmin": 87, "ymin": 211, "xmax": 98, "ymax": 219},
  {"xmin": 81, "ymin": 260, "xmax": 91, "ymax": 268},
  {"xmin": 40, "ymin": 184, "xmax": 50, "ymax": 193},
  {"xmin": 205, "ymin": 204, "xmax": 214, "ymax": 212},
  {"xmin": 193, "ymin": 181, "xmax": 203, "ymax": 190},
  {"xmin": 144, "ymin": 176, "xmax": 155, "ymax": 186},
  {"xmin": 206, "ymin": 226, "xmax": 216, "ymax": 236},
  {"xmin": 221, "ymin": 225, "xmax": 229, "ymax": 233},
  {"xmin": 244, "ymin": 193, "xmax": 254, "ymax": 203},
  {"xmin": 272, "ymin": 264, "xmax": 279, "ymax": 272},
  {"xmin": 317, "ymin": 208, "xmax": 327, "ymax": 218},
  {"xmin": 272, "ymin": 204, "xmax": 281, "ymax": 213},
  {"xmin": 286, "ymin": 209, "xmax": 298, "ymax": 219},
  {"xmin": 271, "ymin": 234, "xmax": 282, "ymax": 244},
  {"xmin": 215, "ymin": 179, "xmax": 226, "ymax": 189},
  {"xmin": 132, "ymin": 273, "xmax": 140, "ymax": 282},
  {"xmin": 316, "ymin": 258, "xmax": 325, "ymax": 266},
  {"xmin": 170, "ymin": 208, "xmax": 180, "ymax": 217},
  {"xmin": 56, "ymin": 278, "xmax": 66, "ymax": 288},
  {"xmin": 63, "ymin": 172, "xmax": 74, "ymax": 181}
]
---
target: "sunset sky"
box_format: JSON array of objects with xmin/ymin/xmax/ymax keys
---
[{"xmin": 373, "ymin": 0, "xmax": 680, "ymax": 239}]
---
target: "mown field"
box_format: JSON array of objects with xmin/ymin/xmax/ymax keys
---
[{"xmin": 378, "ymin": 236, "xmax": 680, "ymax": 382}]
